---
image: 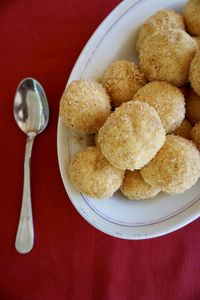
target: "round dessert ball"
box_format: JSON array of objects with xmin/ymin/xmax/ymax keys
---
[
  {"xmin": 186, "ymin": 89, "xmax": 200, "ymax": 125},
  {"xmin": 190, "ymin": 121, "xmax": 200, "ymax": 150},
  {"xmin": 98, "ymin": 100, "xmax": 166, "ymax": 171},
  {"xmin": 69, "ymin": 147, "xmax": 124, "ymax": 198},
  {"xmin": 189, "ymin": 50, "xmax": 200, "ymax": 96},
  {"xmin": 174, "ymin": 119, "xmax": 192, "ymax": 139},
  {"xmin": 120, "ymin": 170, "xmax": 160, "ymax": 200},
  {"xmin": 59, "ymin": 80, "xmax": 111, "ymax": 133},
  {"xmin": 133, "ymin": 81, "xmax": 185, "ymax": 133},
  {"xmin": 100, "ymin": 60, "xmax": 146, "ymax": 107},
  {"xmin": 139, "ymin": 29, "xmax": 198, "ymax": 86},
  {"xmin": 136, "ymin": 9, "xmax": 185, "ymax": 53},
  {"xmin": 184, "ymin": 0, "xmax": 200, "ymax": 36},
  {"xmin": 141, "ymin": 135, "xmax": 200, "ymax": 194}
]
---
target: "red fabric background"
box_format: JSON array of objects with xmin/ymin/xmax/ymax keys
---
[{"xmin": 0, "ymin": 1, "xmax": 200, "ymax": 299}]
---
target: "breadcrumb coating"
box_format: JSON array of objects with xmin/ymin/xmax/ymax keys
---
[
  {"xmin": 141, "ymin": 135, "xmax": 200, "ymax": 194},
  {"xmin": 189, "ymin": 50, "xmax": 200, "ymax": 96},
  {"xmin": 101, "ymin": 60, "xmax": 146, "ymax": 107},
  {"xmin": 59, "ymin": 80, "xmax": 111, "ymax": 133},
  {"xmin": 174, "ymin": 119, "xmax": 192, "ymax": 139},
  {"xmin": 139, "ymin": 29, "xmax": 198, "ymax": 86},
  {"xmin": 133, "ymin": 81, "xmax": 185, "ymax": 133},
  {"xmin": 120, "ymin": 170, "xmax": 160, "ymax": 200},
  {"xmin": 184, "ymin": 0, "xmax": 200, "ymax": 36},
  {"xmin": 69, "ymin": 147, "xmax": 124, "ymax": 198},
  {"xmin": 136, "ymin": 9, "xmax": 185, "ymax": 53},
  {"xmin": 65, "ymin": 6, "xmax": 200, "ymax": 200},
  {"xmin": 98, "ymin": 100, "xmax": 166, "ymax": 171}
]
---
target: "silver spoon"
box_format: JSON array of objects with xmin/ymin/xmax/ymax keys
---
[{"xmin": 14, "ymin": 78, "xmax": 49, "ymax": 254}]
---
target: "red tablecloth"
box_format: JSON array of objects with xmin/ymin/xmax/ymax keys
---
[{"xmin": 1, "ymin": 1, "xmax": 200, "ymax": 299}]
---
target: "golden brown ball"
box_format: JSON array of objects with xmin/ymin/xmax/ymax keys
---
[
  {"xmin": 184, "ymin": 0, "xmax": 200, "ymax": 36},
  {"xmin": 173, "ymin": 119, "xmax": 192, "ymax": 139},
  {"xmin": 136, "ymin": 9, "xmax": 185, "ymax": 53},
  {"xmin": 59, "ymin": 80, "xmax": 111, "ymax": 133},
  {"xmin": 141, "ymin": 135, "xmax": 200, "ymax": 194},
  {"xmin": 101, "ymin": 60, "xmax": 146, "ymax": 107},
  {"xmin": 69, "ymin": 147, "xmax": 124, "ymax": 198},
  {"xmin": 98, "ymin": 100, "xmax": 166, "ymax": 171},
  {"xmin": 120, "ymin": 170, "xmax": 160, "ymax": 200},
  {"xmin": 189, "ymin": 50, "xmax": 200, "ymax": 96},
  {"xmin": 133, "ymin": 81, "xmax": 185, "ymax": 133},
  {"xmin": 139, "ymin": 29, "xmax": 198, "ymax": 86},
  {"xmin": 186, "ymin": 89, "xmax": 200, "ymax": 125}
]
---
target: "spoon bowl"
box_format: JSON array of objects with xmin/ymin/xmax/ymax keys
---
[
  {"xmin": 14, "ymin": 78, "xmax": 49, "ymax": 254},
  {"xmin": 14, "ymin": 78, "xmax": 49, "ymax": 135}
]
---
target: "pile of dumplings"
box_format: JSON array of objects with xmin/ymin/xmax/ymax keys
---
[{"xmin": 59, "ymin": 0, "xmax": 200, "ymax": 200}]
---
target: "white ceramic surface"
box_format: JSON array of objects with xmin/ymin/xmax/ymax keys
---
[{"xmin": 57, "ymin": 0, "xmax": 200, "ymax": 239}]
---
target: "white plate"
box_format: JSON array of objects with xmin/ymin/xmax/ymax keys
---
[{"xmin": 57, "ymin": 0, "xmax": 200, "ymax": 239}]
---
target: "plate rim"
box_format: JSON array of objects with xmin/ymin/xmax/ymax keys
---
[{"xmin": 57, "ymin": 0, "xmax": 200, "ymax": 239}]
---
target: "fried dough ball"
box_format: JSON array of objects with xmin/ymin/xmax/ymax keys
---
[
  {"xmin": 100, "ymin": 60, "xmax": 146, "ymax": 107},
  {"xmin": 141, "ymin": 135, "xmax": 200, "ymax": 194},
  {"xmin": 186, "ymin": 89, "xmax": 200, "ymax": 125},
  {"xmin": 136, "ymin": 9, "xmax": 185, "ymax": 53},
  {"xmin": 133, "ymin": 81, "xmax": 185, "ymax": 133},
  {"xmin": 184, "ymin": 0, "xmax": 200, "ymax": 36},
  {"xmin": 69, "ymin": 147, "xmax": 124, "ymax": 198},
  {"xmin": 59, "ymin": 80, "xmax": 111, "ymax": 133},
  {"xmin": 189, "ymin": 50, "xmax": 200, "ymax": 96},
  {"xmin": 120, "ymin": 170, "xmax": 160, "ymax": 200},
  {"xmin": 190, "ymin": 122, "xmax": 200, "ymax": 150},
  {"xmin": 139, "ymin": 29, "xmax": 198, "ymax": 86},
  {"xmin": 174, "ymin": 119, "xmax": 192, "ymax": 139},
  {"xmin": 98, "ymin": 100, "xmax": 166, "ymax": 171}
]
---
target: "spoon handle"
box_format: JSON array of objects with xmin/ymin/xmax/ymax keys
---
[{"xmin": 15, "ymin": 134, "xmax": 35, "ymax": 254}]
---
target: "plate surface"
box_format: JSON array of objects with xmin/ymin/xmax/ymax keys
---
[{"xmin": 57, "ymin": 0, "xmax": 200, "ymax": 239}]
